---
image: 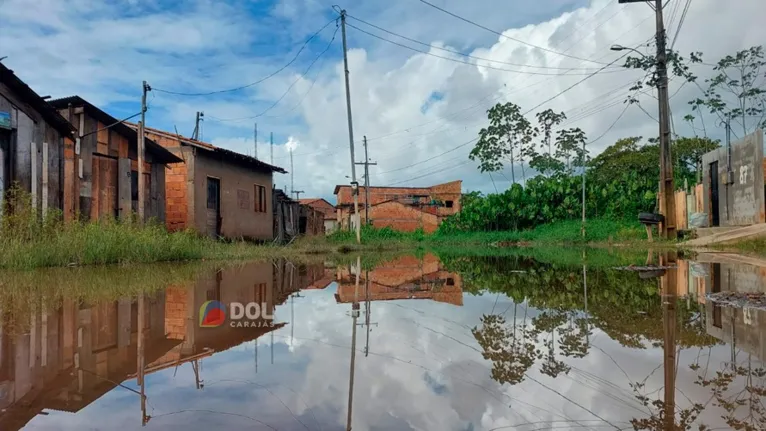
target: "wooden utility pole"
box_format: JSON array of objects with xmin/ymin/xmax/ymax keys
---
[
  {"xmin": 659, "ymin": 252, "xmax": 678, "ymax": 429},
  {"xmin": 340, "ymin": 9, "xmax": 361, "ymax": 243},
  {"xmin": 355, "ymin": 136, "xmax": 377, "ymax": 225},
  {"xmin": 138, "ymin": 81, "xmax": 150, "ymax": 222},
  {"xmin": 254, "ymin": 123, "xmax": 258, "ymax": 159},
  {"xmin": 270, "ymin": 132, "xmax": 274, "ymax": 165},
  {"xmin": 618, "ymin": 0, "xmax": 676, "ymax": 239}
]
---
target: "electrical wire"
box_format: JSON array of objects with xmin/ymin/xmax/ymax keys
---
[
  {"xmin": 346, "ymin": 22, "xmax": 626, "ymax": 77},
  {"xmin": 152, "ymin": 17, "xmax": 337, "ymax": 97},
  {"xmin": 383, "ymin": 159, "xmax": 472, "ymax": 186},
  {"xmin": 417, "ymin": 0, "xmax": 614, "ymax": 66},
  {"xmin": 346, "ymin": 14, "xmax": 614, "ymax": 71},
  {"xmin": 670, "ymin": 0, "xmax": 692, "ymax": 50},
  {"xmin": 207, "ymin": 24, "xmax": 340, "ymax": 122}
]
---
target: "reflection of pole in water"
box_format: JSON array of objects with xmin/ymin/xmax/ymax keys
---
[
  {"xmin": 583, "ymin": 252, "xmax": 589, "ymax": 345},
  {"xmin": 347, "ymin": 256, "xmax": 361, "ymax": 431},
  {"xmin": 271, "ymin": 331, "xmax": 274, "ymax": 365},
  {"xmin": 255, "ymin": 339, "xmax": 258, "ymax": 373},
  {"xmin": 365, "ymin": 270, "xmax": 370, "ymax": 357},
  {"xmin": 137, "ymin": 293, "xmax": 149, "ymax": 426},
  {"xmin": 660, "ymin": 252, "xmax": 678, "ymax": 430}
]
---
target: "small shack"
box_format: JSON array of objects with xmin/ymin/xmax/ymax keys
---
[
  {"xmin": 273, "ymin": 188, "xmax": 299, "ymax": 243},
  {"xmin": 701, "ymin": 129, "xmax": 765, "ymax": 227},
  {"xmin": 48, "ymin": 96, "xmax": 182, "ymax": 222}
]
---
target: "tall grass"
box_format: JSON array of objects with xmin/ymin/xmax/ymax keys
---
[{"xmin": 0, "ymin": 185, "xmax": 279, "ymax": 269}]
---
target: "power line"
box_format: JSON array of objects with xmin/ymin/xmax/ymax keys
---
[
  {"xmin": 207, "ymin": 24, "xmax": 340, "ymax": 122},
  {"xmin": 346, "ymin": 14, "xmax": 614, "ymax": 71},
  {"xmin": 345, "ymin": 22, "xmax": 626, "ymax": 77},
  {"xmin": 152, "ymin": 17, "xmax": 337, "ymax": 97},
  {"xmin": 670, "ymin": 0, "xmax": 692, "ymax": 50},
  {"xmin": 416, "ymin": 0, "xmax": 613, "ymax": 66},
  {"xmin": 384, "ymin": 159, "xmax": 472, "ymax": 186},
  {"xmin": 377, "ymin": 137, "xmax": 477, "ymax": 174},
  {"xmin": 521, "ymin": 52, "xmax": 630, "ymax": 115}
]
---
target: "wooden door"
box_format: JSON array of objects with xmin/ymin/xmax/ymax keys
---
[
  {"xmin": 206, "ymin": 177, "xmax": 221, "ymax": 238},
  {"xmin": 91, "ymin": 155, "xmax": 118, "ymax": 220}
]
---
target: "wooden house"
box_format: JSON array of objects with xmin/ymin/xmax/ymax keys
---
[
  {"xmin": 48, "ymin": 96, "xmax": 182, "ymax": 222},
  {"xmin": 0, "ymin": 62, "xmax": 77, "ymax": 220}
]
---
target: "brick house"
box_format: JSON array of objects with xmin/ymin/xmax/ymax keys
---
[
  {"xmin": 0, "ymin": 63, "xmax": 77, "ymax": 222},
  {"xmin": 334, "ymin": 180, "xmax": 462, "ymax": 233},
  {"xmin": 48, "ymin": 96, "xmax": 182, "ymax": 222},
  {"xmin": 334, "ymin": 254, "xmax": 463, "ymax": 306},
  {"xmin": 299, "ymin": 198, "xmax": 337, "ymax": 233},
  {"xmin": 131, "ymin": 125, "xmax": 287, "ymax": 240}
]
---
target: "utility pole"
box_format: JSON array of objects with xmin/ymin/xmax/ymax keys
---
[
  {"xmin": 581, "ymin": 139, "xmax": 586, "ymax": 239},
  {"xmin": 354, "ymin": 136, "xmax": 377, "ymax": 225},
  {"xmin": 618, "ymin": 0, "xmax": 676, "ymax": 239},
  {"xmin": 138, "ymin": 81, "xmax": 150, "ymax": 222},
  {"xmin": 254, "ymin": 123, "xmax": 258, "ymax": 159},
  {"xmin": 270, "ymin": 132, "xmax": 274, "ymax": 165},
  {"xmin": 290, "ymin": 149, "xmax": 294, "ymax": 195},
  {"xmin": 293, "ymin": 191, "xmax": 305, "ymax": 200},
  {"xmin": 340, "ymin": 9, "xmax": 361, "ymax": 244}
]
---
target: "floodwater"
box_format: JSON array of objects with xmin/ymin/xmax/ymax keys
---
[{"xmin": 1, "ymin": 250, "xmax": 765, "ymax": 430}]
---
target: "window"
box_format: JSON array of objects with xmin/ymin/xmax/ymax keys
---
[
  {"xmin": 254, "ymin": 184, "xmax": 267, "ymax": 213},
  {"xmin": 207, "ymin": 178, "xmax": 220, "ymax": 210},
  {"xmin": 445, "ymin": 200, "xmax": 454, "ymax": 208}
]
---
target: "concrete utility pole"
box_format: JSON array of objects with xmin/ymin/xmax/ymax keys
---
[
  {"xmin": 138, "ymin": 81, "xmax": 150, "ymax": 222},
  {"xmin": 355, "ymin": 135, "xmax": 377, "ymax": 225},
  {"xmin": 617, "ymin": 0, "xmax": 676, "ymax": 239},
  {"xmin": 254, "ymin": 123, "xmax": 258, "ymax": 159},
  {"xmin": 340, "ymin": 9, "xmax": 361, "ymax": 244},
  {"xmin": 582, "ymin": 139, "xmax": 586, "ymax": 238}
]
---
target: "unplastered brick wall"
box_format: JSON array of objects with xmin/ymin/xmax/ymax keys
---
[
  {"xmin": 164, "ymin": 286, "xmax": 189, "ymax": 340},
  {"xmin": 165, "ymin": 162, "xmax": 188, "ymax": 231}
]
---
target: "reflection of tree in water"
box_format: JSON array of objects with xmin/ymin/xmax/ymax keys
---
[
  {"xmin": 528, "ymin": 310, "xmax": 571, "ymax": 378},
  {"xmin": 472, "ymin": 308, "xmax": 537, "ymax": 385},
  {"xmin": 691, "ymin": 355, "xmax": 766, "ymax": 430}
]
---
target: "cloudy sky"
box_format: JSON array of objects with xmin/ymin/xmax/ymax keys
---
[{"xmin": 1, "ymin": 0, "xmax": 764, "ymax": 201}]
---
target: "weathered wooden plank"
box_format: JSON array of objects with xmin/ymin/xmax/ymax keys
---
[
  {"xmin": 15, "ymin": 111, "xmax": 34, "ymax": 191},
  {"xmin": 91, "ymin": 156, "xmax": 100, "ymax": 220},
  {"xmin": 31, "ymin": 141, "xmax": 37, "ymax": 211},
  {"xmin": 118, "ymin": 157, "xmax": 131, "ymax": 219},
  {"xmin": 96, "ymin": 121, "xmax": 108, "ymax": 154},
  {"xmin": 42, "ymin": 140, "xmax": 48, "ymax": 218}
]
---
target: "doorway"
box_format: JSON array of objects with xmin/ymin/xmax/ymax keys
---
[
  {"xmin": 206, "ymin": 177, "xmax": 221, "ymax": 238},
  {"xmin": 709, "ymin": 161, "xmax": 720, "ymax": 227}
]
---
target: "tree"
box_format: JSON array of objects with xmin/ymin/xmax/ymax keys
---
[
  {"xmin": 673, "ymin": 136, "xmax": 720, "ymax": 183},
  {"xmin": 690, "ymin": 45, "xmax": 766, "ymax": 138},
  {"xmin": 470, "ymin": 102, "xmax": 537, "ymax": 183},
  {"xmin": 555, "ymin": 127, "xmax": 588, "ymax": 172}
]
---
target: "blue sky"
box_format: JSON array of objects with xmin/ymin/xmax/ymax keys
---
[{"xmin": 1, "ymin": 0, "xmax": 764, "ymax": 201}]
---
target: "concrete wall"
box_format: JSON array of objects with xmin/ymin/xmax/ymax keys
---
[
  {"xmin": 702, "ymin": 130, "xmax": 765, "ymax": 226},
  {"xmin": 193, "ymin": 151, "xmax": 274, "ymax": 241},
  {"xmin": 0, "ymin": 85, "xmax": 65, "ymax": 220}
]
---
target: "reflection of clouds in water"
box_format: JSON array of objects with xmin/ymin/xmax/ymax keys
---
[{"xmin": 23, "ymin": 288, "xmax": 745, "ymax": 430}]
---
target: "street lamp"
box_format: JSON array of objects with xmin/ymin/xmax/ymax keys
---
[{"xmin": 610, "ymin": 45, "xmax": 646, "ymax": 57}]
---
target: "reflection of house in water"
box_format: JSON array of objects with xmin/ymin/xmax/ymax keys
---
[
  {"xmin": 689, "ymin": 256, "xmax": 766, "ymax": 362},
  {"xmin": 334, "ymin": 254, "xmax": 463, "ymax": 306},
  {"xmin": 0, "ymin": 260, "xmax": 327, "ymax": 430}
]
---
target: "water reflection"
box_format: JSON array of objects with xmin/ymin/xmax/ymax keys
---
[{"xmin": 0, "ymin": 252, "xmax": 765, "ymax": 430}]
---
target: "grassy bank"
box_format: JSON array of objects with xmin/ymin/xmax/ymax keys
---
[{"xmin": 321, "ymin": 218, "xmax": 647, "ymax": 248}]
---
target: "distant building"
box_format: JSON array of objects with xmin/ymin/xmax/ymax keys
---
[
  {"xmin": 335, "ymin": 254, "xmax": 463, "ymax": 306},
  {"xmin": 49, "ymin": 96, "xmax": 182, "ymax": 222},
  {"xmin": 334, "ymin": 181, "xmax": 462, "ymax": 233},
  {"xmin": 131, "ymin": 125, "xmax": 287, "ymax": 241},
  {"xmin": 0, "ymin": 62, "xmax": 77, "ymax": 222},
  {"xmin": 299, "ymin": 198, "xmax": 337, "ymax": 233}
]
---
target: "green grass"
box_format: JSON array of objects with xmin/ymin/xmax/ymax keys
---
[{"xmin": 321, "ymin": 218, "xmax": 647, "ymax": 247}]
